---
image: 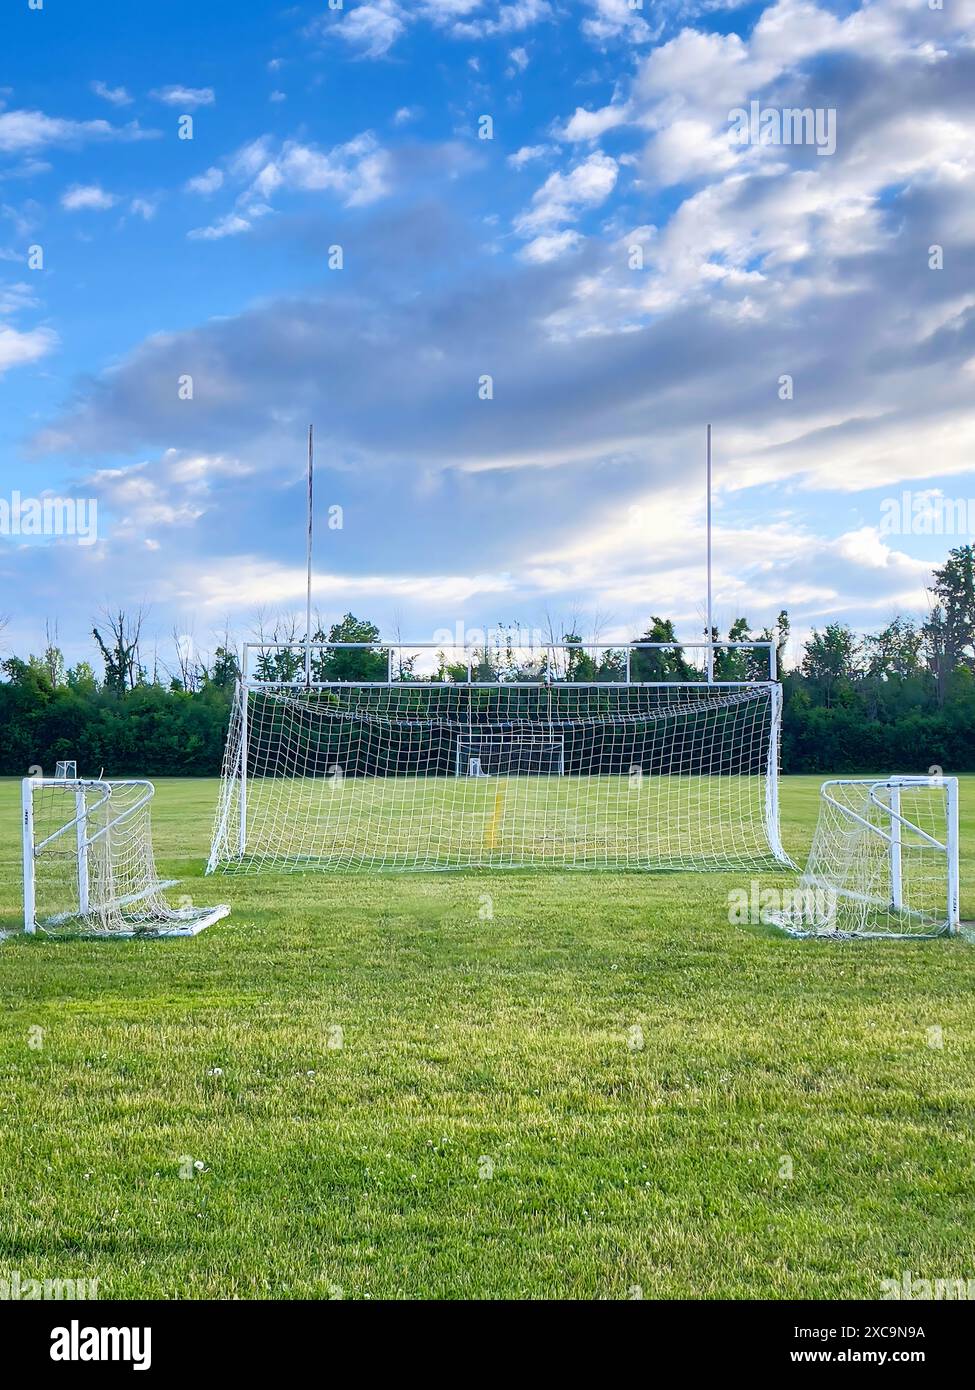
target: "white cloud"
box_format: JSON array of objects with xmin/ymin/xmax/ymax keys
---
[
  {"xmin": 229, "ymin": 137, "xmax": 274, "ymax": 181},
  {"xmin": 419, "ymin": 0, "xmax": 482, "ymax": 17},
  {"xmin": 0, "ymin": 108, "xmax": 153, "ymax": 153},
  {"xmin": 533, "ymin": 0, "xmax": 975, "ymax": 344},
  {"xmin": 515, "ymin": 152, "xmax": 618, "ymax": 235},
  {"xmin": 191, "ymin": 556, "xmax": 514, "ymax": 612},
  {"xmin": 0, "ymin": 282, "xmax": 37, "ymax": 315},
  {"xmin": 0, "ymin": 322, "xmax": 58, "ymax": 374},
  {"xmin": 507, "ymin": 144, "xmax": 552, "ymax": 169},
  {"xmin": 727, "ymin": 413, "xmax": 975, "ymax": 495},
  {"xmin": 643, "ymin": 118, "xmax": 740, "ymax": 185},
  {"xmin": 581, "ymin": 0, "xmax": 656, "ymax": 46},
  {"xmin": 161, "ymin": 449, "xmax": 252, "ymax": 486},
  {"xmin": 451, "ymin": 0, "xmax": 552, "ymax": 39},
  {"xmin": 61, "ymin": 184, "xmax": 118, "ymax": 211},
  {"xmin": 556, "ymin": 102, "xmax": 631, "ymax": 143},
  {"xmin": 87, "ymin": 461, "xmax": 206, "ymax": 530},
  {"xmin": 310, "ymin": 0, "xmax": 550, "ymax": 57},
  {"xmin": 519, "ymin": 229, "xmax": 584, "ymax": 263},
  {"xmin": 634, "ymin": 27, "xmax": 776, "ymax": 116},
  {"xmin": 91, "ymin": 81, "xmax": 132, "ymax": 107},
  {"xmin": 522, "ymin": 481, "xmax": 934, "ymax": 640},
  {"xmin": 332, "ymin": 1, "xmax": 407, "ymax": 59},
  {"xmin": 0, "ymin": 157, "xmax": 52, "ymax": 183},
  {"xmin": 130, "ymin": 197, "xmax": 159, "ymax": 221},
  {"xmin": 187, "ymin": 212, "xmax": 254, "ymax": 242},
  {"xmin": 246, "ymin": 133, "xmax": 392, "ymax": 209},
  {"xmin": 150, "ymin": 85, "xmax": 216, "ymax": 108},
  {"xmin": 185, "ymin": 166, "xmax": 224, "ymax": 195},
  {"xmin": 184, "ymin": 131, "xmax": 394, "ymax": 239},
  {"xmin": 83, "ymin": 453, "xmax": 253, "ymax": 545}
]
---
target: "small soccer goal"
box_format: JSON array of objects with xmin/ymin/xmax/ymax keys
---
[
  {"xmin": 207, "ymin": 638, "xmax": 792, "ymax": 875},
  {"xmin": 22, "ymin": 776, "xmax": 229, "ymax": 938},
  {"xmin": 456, "ymin": 732, "xmax": 565, "ymax": 777},
  {"xmin": 768, "ymin": 775, "xmax": 960, "ymax": 939}
]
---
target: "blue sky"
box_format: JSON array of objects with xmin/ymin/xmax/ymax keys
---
[{"xmin": 2, "ymin": 0, "xmax": 974, "ymax": 672}]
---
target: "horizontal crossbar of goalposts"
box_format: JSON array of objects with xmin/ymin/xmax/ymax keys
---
[{"xmin": 240, "ymin": 639, "xmax": 778, "ymax": 687}]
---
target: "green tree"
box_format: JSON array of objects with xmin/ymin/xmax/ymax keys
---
[
  {"xmin": 713, "ymin": 617, "xmax": 751, "ymax": 681},
  {"xmin": 801, "ymin": 623, "xmax": 862, "ymax": 707},
  {"xmin": 67, "ymin": 661, "xmax": 98, "ymax": 694},
  {"xmin": 865, "ymin": 618, "xmax": 923, "ymax": 679},
  {"xmin": 313, "ymin": 614, "xmax": 388, "ymax": 682},
  {"xmin": 758, "ymin": 610, "xmax": 790, "ymax": 679},
  {"xmin": 924, "ymin": 545, "xmax": 975, "ymax": 704},
  {"xmin": 207, "ymin": 646, "xmax": 240, "ymax": 689},
  {"xmin": 562, "ymin": 631, "xmax": 599, "ymax": 683},
  {"xmin": 630, "ymin": 617, "xmax": 695, "ymax": 682}
]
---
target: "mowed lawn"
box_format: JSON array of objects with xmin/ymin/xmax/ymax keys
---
[{"xmin": 0, "ymin": 774, "xmax": 973, "ymax": 1300}]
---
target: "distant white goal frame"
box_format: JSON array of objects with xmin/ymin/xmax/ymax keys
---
[
  {"xmin": 207, "ymin": 637, "xmax": 788, "ymax": 874},
  {"xmin": 455, "ymin": 732, "xmax": 566, "ymax": 777}
]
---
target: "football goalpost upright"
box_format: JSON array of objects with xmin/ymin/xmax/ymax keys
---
[
  {"xmin": 22, "ymin": 772, "xmax": 229, "ymax": 937},
  {"xmin": 207, "ymin": 638, "xmax": 792, "ymax": 875}
]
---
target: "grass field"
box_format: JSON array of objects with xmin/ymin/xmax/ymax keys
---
[
  {"xmin": 1, "ymin": 774, "xmax": 973, "ymax": 1300},
  {"xmin": 219, "ymin": 772, "xmax": 782, "ymax": 871}
]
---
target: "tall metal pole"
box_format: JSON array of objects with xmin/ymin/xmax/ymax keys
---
[
  {"xmin": 706, "ymin": 423, "xmax": 713, "ymax": 683},
  {"xmin": 305, "ymin": 424, "xmax": 314, "ymax": 686}
]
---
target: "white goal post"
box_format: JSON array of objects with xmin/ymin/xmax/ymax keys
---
[
  {"xmin": 456, "ymin": 732, "xmax": 565, "ymax": 777},
  {"xmin": 207, "ymin": 638, "xmax": 791, "ymax": 875},
  {"xmin": 768, "ymin": 775, "xmax": 960, "ymax": 939},
  {"xmin": 22, "ymin": 776, "xmax": 229, "ymax": 938}
]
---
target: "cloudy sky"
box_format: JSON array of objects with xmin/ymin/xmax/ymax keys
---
[{"xmin": 1, "ymin": 0, "xmax": 974, "ymax": 672}]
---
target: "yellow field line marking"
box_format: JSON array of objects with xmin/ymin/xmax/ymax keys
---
[{"xmin": 485, "ymin": 782, "xmax": 505, "ymax": 849}]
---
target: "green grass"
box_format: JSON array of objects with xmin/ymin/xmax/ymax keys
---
[
  {"xmin": 1, "ymin": 774, "xmax": 973, "ymax": 1300},
  {"xmin": 224, "ymin": 772, "xmax": 782, "ymax": 871}
]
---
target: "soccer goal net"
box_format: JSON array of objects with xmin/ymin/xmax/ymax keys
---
[
  {"xmin": 207, "ymin": 645, "xmax": 789, "ymax": 875},
  {"xmin": 768, "ymin": 776, "xmax": 960, "ymax": 939},
  {"xmin": 22, "ymin": 776, "xmax": 229, "ymax": 938}
]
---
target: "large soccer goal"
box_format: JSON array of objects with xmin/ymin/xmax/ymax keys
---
[
  {"xmin": 207, "ymin": 639, "xmax": 790, "ymax": 875},
  {"xmin": 22, "ymin": 774, "xmax": 229, "ymax": 937},
  {"xmin": 768, "ymin": 776, "xmax": 960, "ymax": 939}
]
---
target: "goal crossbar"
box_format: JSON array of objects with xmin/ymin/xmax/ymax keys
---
[{"xmin": 240, "ymin": 639, "xmax": 778, "ymax": 687}]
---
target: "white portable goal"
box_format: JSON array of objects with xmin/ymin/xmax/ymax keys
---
[
  {"xmin": 768, "ymin": 776, "xmax": 960, "ymax": 939},
  {"xmin": 456, "ymin": 732, "xmax": 565, "ymax": 777},
  {"xmin": 22, "ymin": 776, "xmax": 229, "ymax": 938},
  {"xmin": 207, "ymin": 639, "xmax": 791, "ymax": 875}
]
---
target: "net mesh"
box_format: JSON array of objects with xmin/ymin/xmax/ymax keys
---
[
  {"xmin": 208, "ymin": 682, "xmax": 788, "ymax": 874},
  {"xmin": 767, "ymin": 777, "xmax": 956, "ymax": 939},
  {"xmin": 26, "ymin": 779, "xmax": 229, "ymax": 937}
]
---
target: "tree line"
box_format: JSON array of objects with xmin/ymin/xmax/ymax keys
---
[{"xmin": 1, "ymin": 547, "xmax": 973, "ymax": 777}]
